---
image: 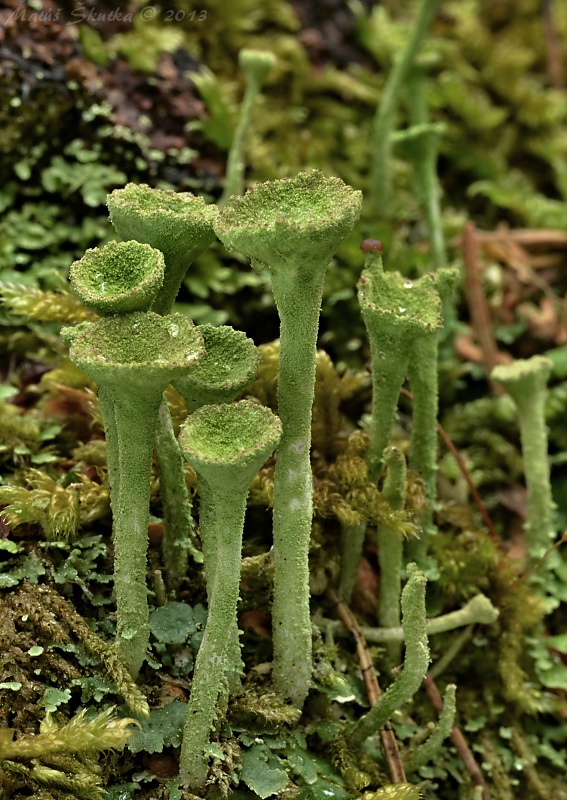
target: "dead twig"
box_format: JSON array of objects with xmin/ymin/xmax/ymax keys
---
[
  {"xmin": 543, "ymin": 0, "xmax": 565, "ymax": 90},
  {"xmin": 463, "ymin": 222, "xmax": 507, "ymax": 391}
]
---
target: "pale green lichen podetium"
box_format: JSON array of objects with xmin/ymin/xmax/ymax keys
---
[
  {"xmin": 492, "ymin": 356, "xmax": 557, "ymax": 566},
  {"xmin": 67, "ymin": 309, "xmax": 204, "ymax": 677},
  {"xmin": 178, "ymin": 401, "xmax": 282, "ymax": 789},
  {"xmin": 349, "ymin": 564, "xmax": 429, "ymax": 748},
  {"xmin": 107, "ymin": 183, "xmax": 218, "ymax": 316},
  {"xmin": 220, "ymin": 49, "xmax": 276, "ymax": 207},
  {"xmin": 406, "ymin": 267, "xmax": 459, "ymax": 566},
  {"xmin": 162, "ymin": 324, "xmax": 260, "ymax": 589},
  {"xmin": 358, "ymin": 242, "xmax": 442, "ymax": 483},
  {"xmin": 173, "ymin": 325, "xmax": 260, "ymax": 686},
  {"xmin": 215, "ymin": 171, "xmax": 362, "ymax": 707},
  {"xmin": 377, "ymin": 446, "xmax": 407, "ymax": 667}
]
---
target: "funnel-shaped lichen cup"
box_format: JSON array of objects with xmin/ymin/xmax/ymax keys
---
[
  {"xmin": 174, "ymin": 324, "xmax": 261, "ymax": 413},
  {"xmin": 178, "ymin": 400, "xmax": 282, "ymax": 788},
  {"xmin": 68, "ymin": 312, "xmax": 205, "ymax": 677},
  {"xmin": 107, "ymin": 183, "xmax": 219, "ymax": 315},
  {"xmin": 215, "ymin": 169, "xmax": 362, "ymax": 707},
  {"xmin": 69, "ymin": 240, "xmax": 165, "ymax": 316},
  {"xmin": 358, "ymin": 249, "xmax": 442, "ymax": 482}
]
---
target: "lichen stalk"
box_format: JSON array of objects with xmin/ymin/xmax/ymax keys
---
[
  {"xmin": 271, "ymin": 270, "xmax": 326, "ymax": 707},
  {"xmin": 404, "ymin": 683, "xmax": 456, "ymax": 773},
  {"xmin": 220, "ymin": 50, "xmax": 276, "ymax": 206},
  {"xmin": 405, "ymin": 65, "xmax": 447, "ymax": 270},
  {"xmin": 106, "ymin": 186, "xmax": 218, "ymax": 584},
  {"xmin": 407, "ymin": 330, "xmax": 439, "ymax": 557},
  {"xmin": 155, "ymin": 395, "xmax": 202, "ymax": 591},
  {"xmin": 369, "ymin": 0, "xmax": 442, "ymax": 214},
  {"xmin": 179, "ymin": 484, "xmax": 247, "ymax": 788},
  {"xmin": 105, "ymin": 389, "xmax": 161, "ymax": 677},
  {"xmin": 492, "ymin": 356, "xmax": 557, "ymax": 564},
  {"xmin": 214, "ymin": 170, "xmax": 362, "ymax": 707},
  {"xmin": 377, "ymin": 446, "xmax": 407, "ymax": 666},
  {"xmin": 178, "ymin": 401, "xmax": 281, "ymax": 788},
  {"xmin": 67, "ymin": 311, "xmax": 204, "ymax": 678},
  {"xmin": 339, "ymin": 520, "xmax": 367, "ymax": 604},
  {"xmin": 349, "ymin": 564, "xmax": 429, "ymax": 746},
  {"xmin": 358, "ymin": 249, "xmax": 442, "ymax": 482}
]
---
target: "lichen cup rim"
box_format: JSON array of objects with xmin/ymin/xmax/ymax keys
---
[
  {"xmin": 492, "ymin": 355, "xmax": 552, "ymax": 387},
  {"xmin": 69, "ymin": 240, "xmax": 165, "ymax": 316},
  {"xmin": 214, "ymin": 169, "xmax": 363, "ymax": 267},
  {"xmin": 179, "ymin": 399, "xmax": 282, "ymax": 470},
  {"xmin": 107, "ymin": 183, "xmax": 219, "ymax": 223},
  {"xmin": 68, "ymin": 311, "xmax": 205, "ymax": 387}
]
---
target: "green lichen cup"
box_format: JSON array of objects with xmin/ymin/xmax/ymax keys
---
[
  {"xmin": 107, "ymin": 183, "xmax": 219, "ymax": 315},
  {"xmin": 358, "ymin": 249, "xmax": 442, "ymax": 481},
  {"xmin": 215, "ymin": 169, "xmax": 362, "ymax": 271},
  {"xmin": 69, "ymin": 240, "xmax": 165, "ymax": 316},
  {"xmin": 174, "ymin": 324, "xmax": 261, "ymax": 413}
]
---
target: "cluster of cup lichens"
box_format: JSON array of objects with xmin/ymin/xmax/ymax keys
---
[{"xmin": 64, "ymin": 164, "xmax": 554, "ymax": 791}]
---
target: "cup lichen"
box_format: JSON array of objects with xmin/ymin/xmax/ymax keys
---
[
  {"xmin": 178, "ymin": 400, "xmax": 282, "ymax": 788},
  {"xmin": 69, "ymin": 240, "xmax": 165, "ymax": 316},
  {"xmin": 174, "ymin": 323, "xmax": 261, "ymax": 413},
  {"xmin": 491, "ymin": 355, "xmax": 557, "ymax": 565},
  {"xmin": 215, "ymin": 169, "xmax": 362, "ymax": 707},
  {"xmin": 358, "ymin": 246, "xmax": 443, "ymax": 483}
]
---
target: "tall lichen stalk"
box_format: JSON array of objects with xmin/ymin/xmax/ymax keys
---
[
  {"xmin": 215, "ymin": 171, "xmax": 362, "ymax": 707},
  {"xmin": 107, "ymin": 184, "xmax": 218, "ymax": 589},
  {"xmin": 358, "ymin": 245, "xmax": 442, "ymax": 484},
  {"xmin": 177, "ymin": 401, "xmax": 281, "ymax": 789}
]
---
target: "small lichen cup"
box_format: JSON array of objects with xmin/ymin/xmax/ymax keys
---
[
  {"xmin": 173, "ymin": 323, "xmax": 261, "ymax": 413},
  {"xmin": 178, "ymin": 400, "xmax": 282, "ymax": 788},
  {"xmin": 215, "ymin": 169, "xmax": 362, "ymax": 707},
  {"xmin": 107, "ymin": 183, "xmax": 219, "ymax": 315},
  {"xmin": 67, "ymin": 312, "xmax": 205, "ymax": 677},
  {"xmin": 69, "ymin": 240, "xmax": 165, "ymax": 315}
]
